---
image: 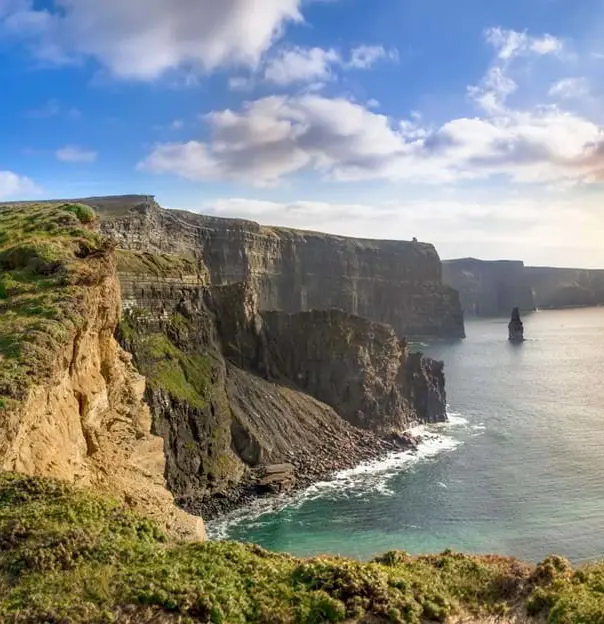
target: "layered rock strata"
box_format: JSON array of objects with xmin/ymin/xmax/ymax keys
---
[{"xmin": 93, "ymin": 195, "xmax": 465, "ymax": 339}]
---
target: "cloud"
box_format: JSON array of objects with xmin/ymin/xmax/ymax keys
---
[
  {"xmin": 549, "ymin": 77, "xmax": 591, "ymax": 99},
  {"xmin": 347, "ymin": 45, "xmax": 397, "ymax": 69},
  {"xmin": 0, "ymin": 0, "xmax": 303, "ymax": 80},
  {"xmin": 0, "ymin": 171, "xmax": 40, "ymax": 199},
  {"xmin": 263, "ymin": 46, "xmax": 339, "ymax": 85},
  {"xmin": 56, "ymin": 145, "xmax": 97, "ymax": 163},
  {"xmin": 485, "ymin": 27, "xmax": 563, "ymax": 61},
  {"xmin": 139, "ymin": 88, "xmax": 604, "ymax": 187}
]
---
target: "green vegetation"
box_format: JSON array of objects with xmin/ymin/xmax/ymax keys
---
[
  {"xmin": 0, "ymin": 203, "xmax": 106, "ymax": 407},
  {"xmin": 60, "ymin": 202, "xmax": 97, "ymax": 225},
  {"xmin": 116, "ymin": 249, "xmax": 206, "ymax": 280},
  {"xmin": 1, "ymin": 472, "xmax": 603, "ymax": 623},
  {"xmin": 118, "ymin": 312, "xmax": 212, "ymax": 409}
]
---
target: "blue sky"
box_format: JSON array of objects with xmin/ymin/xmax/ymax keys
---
[{"xmin": 1, "ymin": 0, "xmax": 604, "ymax": 266}]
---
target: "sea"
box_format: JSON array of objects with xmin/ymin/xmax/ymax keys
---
[{"xmin": 207, "ymin": 307, "xmax": 604, "ymax": 565}]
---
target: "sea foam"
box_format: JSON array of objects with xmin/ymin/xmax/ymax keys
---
[{"xmin": 207, "ymin": 411, "xmax": 473, "ymax": 540}]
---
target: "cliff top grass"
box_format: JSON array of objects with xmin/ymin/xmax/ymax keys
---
[
  {"xmin": 0, "ymin": 202, "xmax": 106, "ymax": 408},
  {"xmin": 0, "ymin": 472, "xmax": 602, "ymax": 624},
  {"xmin": 116, "ymin": 249, "xmax": 206, "ymax": 281}
]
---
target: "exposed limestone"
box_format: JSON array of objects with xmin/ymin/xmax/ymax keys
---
[
  {"xmin": 0, "ymin": 203, "xmax": 204, "ymax": 541},
  {"xmin": 93, "ymin": 195, "xmax": 465, "ymax": 339}
]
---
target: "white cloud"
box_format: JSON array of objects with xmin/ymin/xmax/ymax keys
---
[
  {"xmin": 549, "ymin": 77, "xmax": 591, "ymax": 99},
  {"xmin": 139, "ymin": 89, "xmax": 604, "ymax": 187},
  {"xmin": 485, "ymin": 27, "xmax": 563, "ymax": 61},
  {"xmin": 347, "ymin": 45, "xmax": 396, "ymax": 69},
  {"xmin": 56, "ymin": 145, "xmax": 97, "ymax": 163},
  {"xmin": 229, "ymin": 76, "xmax": 253, "ymax": 91},
  {"xmin": 263, "ymin": 46, "xmax": 339, "ymax": 85},
  {"xmin": 0, "ymin": 171, "xmax": 40, "ymax": 199},
  {"xmin": 0, "ymin": 0, "xmax": 303, "ymax": 80}
]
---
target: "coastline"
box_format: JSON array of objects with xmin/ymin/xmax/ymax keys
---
[{"xmin": 179, "ymin": 425, "xmax": 428, "ymax": 522}]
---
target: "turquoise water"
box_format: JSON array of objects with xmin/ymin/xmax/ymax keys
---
[{"xmin": 208, "ymin": 308, "xmax": 604, "ymax": 564}]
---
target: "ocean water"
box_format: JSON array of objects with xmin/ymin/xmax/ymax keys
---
[{"xmin": 207, "ymin": 307, "xmax": 604, "ymax": 564}]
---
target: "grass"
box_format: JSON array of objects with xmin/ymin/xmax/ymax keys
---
[
  {"xmin": 118, "ymin": 313, "xmax": 212, "ymax": 410},
  {"xmin": 116, "ymin": 250, "xmax": 207, "ymax": 280},
  {"xmin": 1, "ymin": 473, "xmax": 604, "ymax": 623},
  {"xmin": 0, "ymin": 202, "xmax": 107, "ymax": 407}
]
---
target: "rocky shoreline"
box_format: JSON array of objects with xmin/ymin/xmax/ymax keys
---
[{"xmin": 179, "ymin": 427, "xmax": 422, "ymax": 521}]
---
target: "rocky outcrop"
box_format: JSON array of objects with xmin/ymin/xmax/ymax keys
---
[
  {"xmin": 116, "ymin": 271, "xmax": 446, "ymax": 516},
  {"xmin": 259, "ymin": 309, "xmax": 446, "ymax": 432},
  {"xmin": 443, "ymin": 258, "xmax": 535, "ymax": 317},
  {"xmin": 526, "ymin": 266, "xmax": 604, "ymax": 309},
  {"xmin": 92, "ymin": 195, "xmax": 465, "ymax": 339},
  {"xmin": 508, "ymin": 308, "xmax": 524, "ymax": 343},
  {"xmin": 0, "ymin": 204, "xmax": 203, "ymax": 541}
]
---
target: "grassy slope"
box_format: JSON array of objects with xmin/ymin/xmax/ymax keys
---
[
  {"xmin": 0, "ymin": 473, "xmax": 602, "ymax": 624},
  {"xmin": 0, "ymin": 202, "xmax": 106, "ymax": 409}
]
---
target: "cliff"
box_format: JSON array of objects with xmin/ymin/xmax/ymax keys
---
[
  {"xmin": 0, "ymin": 203, "xmax": 203, "ymax": 541},
  {"xmin": 526, "ymin": 266, "xmax": 604, "ymax": 309},
  {"xmin": 443, "ymin": 258, "xmax": 535, "ymax": 317},
  {"xmin": 443, "ymin": 257, "xmax": 604, "ymax": 316},
  {"xmin": 92, "ymin": 195, "xmax": 465, "ymax": 339},
  {"xmin": 115, "ymin": 264, "xmax": 446, "ymax": 517}
]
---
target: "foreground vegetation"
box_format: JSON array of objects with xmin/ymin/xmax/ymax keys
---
[
  {"xmin": 0, "ymin": 202, "xmax": 106, "ymax": 408},
  {"xmin": 0, "ymin": 473, "xmax": 602, "ymax": 623}
]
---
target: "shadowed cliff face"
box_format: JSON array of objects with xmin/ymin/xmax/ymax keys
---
[
  {"xmin": 444, "ymin": 258, "xmax": 604, "ymax": 316},
  {"xmin": 116, "ymin": 273, "xmax": 447, "ymax": 506},
  {"xmin": 526, "ymin": 266, "xmax": 604, "ymax": 309},
  {"xmin": 443, "ymin": 259, "xmax": 535, "ymax": 317},
  {"xmin": 94, "ymin": 196, "xmax": 465, "ymax": 339}
]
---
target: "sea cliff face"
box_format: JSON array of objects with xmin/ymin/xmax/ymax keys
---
[
  {"xmin": 95, "ymin": 195, "xmax": 465, "ymax": 339},
  {"xmin": 442, "ymin": 258, "xmax": 535, "ymax": 317},
  {"xmin": 0, "ymin": 203, "xmax": 203, "ymax": 541},
  {"xmin": 444, "ymin": 257, "xmax": 604, "ymax": 317},
  {"xmin": 115, "ymin": 266, "xmax": 446, "ymax": 515},
  {"xmin": 526, "ymin": 266, "xmax": 604, "ymax": 309}
]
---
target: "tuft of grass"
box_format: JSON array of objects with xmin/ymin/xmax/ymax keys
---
[
  {"xmin": 3, "ymin": 472, "xmax": 604, "ymax": 623},
  {"xmin": 0, "ymin": 202, "xmax": 107, "ymax": 404},
  {"xmin": 59, "ymin": 202, "xmax": 97, "ymax": 225}
]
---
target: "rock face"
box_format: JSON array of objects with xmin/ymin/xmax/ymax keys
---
[
  {"xmin": 526, "ymin": 267, "xmax": 604, "ymax": 309},
  {"xmin": 0, "ymin": 204, "xmax": 204, "ymax": 541},
  {"xmin": 443, "ymin": 258, "xmax": 535, "ymax": 317},
  {"xmin": 116, "ymin": 272, "xmax": 447, "ymax": 512},
  {"xmin": 508, "ymin": 308, "xmax": 525, "ymax": 343},
  {"xmin": 93, "ymin": 195, "xmax": 465, "ymax": 339},
  {"xmin": 444, "ymin": 257, "xmax": 604, "ymax": 316}
]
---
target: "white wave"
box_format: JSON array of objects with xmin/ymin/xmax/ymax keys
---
[{"xmin": 206, "ymin": 411, "xmax": 472, "ymax": 541}]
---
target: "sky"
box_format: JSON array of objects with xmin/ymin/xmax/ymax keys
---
[{"xmin": 1, "ymin": 0, "xmax": 604, "ymax": 267}]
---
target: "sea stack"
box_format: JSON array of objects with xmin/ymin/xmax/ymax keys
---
[{"xmin": 508, "ymin": 307, "xmax": 524, "ymax": 343}]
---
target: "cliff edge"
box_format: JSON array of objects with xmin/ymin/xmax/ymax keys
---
[
  {"xmin": 93, "ymin": 195, "xmax": 465, "ymax": 339},
  {"xmin": 0, "ymin": 203, "xmax": 203, "ymax": 541}
]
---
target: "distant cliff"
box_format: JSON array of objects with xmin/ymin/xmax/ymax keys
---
[
  {"xmin": 444, "ymin": 257, "xmax": 604, "ymax": 316},
  {"xmin": 442, "ymin": 258, "xmax": 535, "ymax": 317},
  {"xmin": 92, "ymin": 195, "xmax": 465, "ymax": 339},
  {"xmin": 526, "ymin": 266, "xmax": 604, "ymax": 309}
]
